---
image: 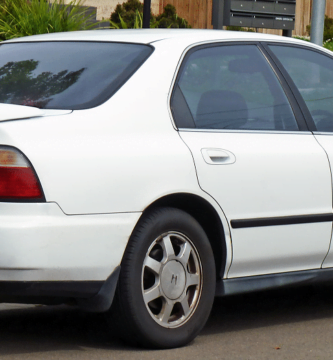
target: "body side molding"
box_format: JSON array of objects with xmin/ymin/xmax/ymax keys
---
[
  {"xmin": 216, "ymin": 268, "xmax": 333, "ymax": 296},
  {"xmin": 231, "ymin": 213, "xmax": 333, "ymax": 229}
]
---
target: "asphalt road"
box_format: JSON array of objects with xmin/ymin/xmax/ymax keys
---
[{"xmin": 1, "ymin": 285, "xmax": 333, "ymax": 360}]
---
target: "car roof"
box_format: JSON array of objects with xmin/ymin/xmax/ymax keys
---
[
  {"xmin": 4, "ymin": 29, "xmax": 327, "ymax": 54},
  {"xmin": 2, "ymin": 28, "xmax": 308, "ymax": 46}
]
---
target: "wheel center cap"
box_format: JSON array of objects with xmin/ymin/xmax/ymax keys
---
[{"xmin": 160, "ymin": 260, "xmax": 186, "ymax": 300}]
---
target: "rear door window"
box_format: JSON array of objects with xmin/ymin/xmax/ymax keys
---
[
  {"xmin": 171, "ymin": 44, "xmax": 298, "ymax": 131},
  {"xmin": 0, "ymin": 42, "xmax": 153, "ymax": 110}
]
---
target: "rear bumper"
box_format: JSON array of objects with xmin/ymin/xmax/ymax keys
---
[
  {"xmin": 0, "ymin": 202, "xmax": 141, "ymax": 283},
  {"xmin": 0, "ymin": 279, "xmax": 103, "ymax": 298},
  {"xmin": 0, "ymin": 266, "xmax": 121, "ymax": 312}
]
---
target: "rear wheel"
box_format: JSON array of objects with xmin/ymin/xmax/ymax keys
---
[{"xmin": 110, "ymin": 207, "xmax": 216, "ymax": 349}]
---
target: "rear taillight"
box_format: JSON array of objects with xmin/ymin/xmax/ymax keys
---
[{"xmin": 0, "ymin": 146, "xmax": 44, "ymax": 201}]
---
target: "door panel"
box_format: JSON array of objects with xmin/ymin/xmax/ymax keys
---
[
  {"xmin": 180, "ymin": 131, "xmax": 332, "ymax": 277},
  {"xmin": 228, "ymin": 223, "xmax": 331, "ymax": 277}
]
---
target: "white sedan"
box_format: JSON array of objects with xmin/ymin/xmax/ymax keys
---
[{"xmin": 1, "ymin": 29, "xmax": 333, "ymax": 348}]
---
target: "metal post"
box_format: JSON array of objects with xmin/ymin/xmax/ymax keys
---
[
  {"xmin": 310, "ymin": 0, "xmax": 326, "ymax": 46},
  {"xmin": 142, "ymin": 0, "xmax": 151, "ymax": 29},
  {"xmin": 212, "ymin": 0, "xmax": 224, "ymax": 29},
  {"xmin": 282, "ymin": 29, "xmax": 293, "ymax": 37}
]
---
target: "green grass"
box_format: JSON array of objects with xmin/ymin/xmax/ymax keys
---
[
  {"xmin": 324, "ymin": 39, "xmax": 333, "ymax": 51},
  {"xmin": 292, "ymin": 35, "xmax": 310, "ymax": 42}
]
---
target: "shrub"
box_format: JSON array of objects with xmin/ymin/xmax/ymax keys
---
[
  {"xmin": 109, "ymin": 1, "xmax": 191, "ymax": 29},
  {"xmin": 0, "ymin": 0, "xmax": 96, "ymax": 41},
  {"xmin": 307, "ymin": 15, "xmax": 333, "ymax": 42},
  {"xmin": 110, "ymin": 0, "xmax": 149, "ymax": 28},
  {"xmin": 154, "ymin": 4, "xmax": 191, "ymax": 28}
]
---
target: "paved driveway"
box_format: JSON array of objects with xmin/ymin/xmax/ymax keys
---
[{"xmin": 1, "ymin": 285, "xmax": 333, "ymax": 359}]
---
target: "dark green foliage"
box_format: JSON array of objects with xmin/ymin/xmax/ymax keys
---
[
  {"xmin": 323, "ymin": 16, "xmax": 333, "ymax": 41},
  {"xmin": 154, "ymin": 4, "xmax": 190, "ymax": 28},
  {"xmin": 307, "ymin": 15, "xmax": 333, "ymax": 42},
  {"xmin": 109, "ymin": 1, "xmax": 191, "ymax": 29},
  {"xmin": 0, "ymin": 0, "xmax": 10, "ymax": 40},
  {"xmin": 110, "ymin": 0, "xmax": 147, "ymax": 28},
  {"xmin": 0, "ymin": 60, "xmax": 84, "ymax": 107}
]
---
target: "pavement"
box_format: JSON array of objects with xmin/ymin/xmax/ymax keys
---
[{"xmin": 1, "ymin": 285, "xmax": 333, "ymax": 359}]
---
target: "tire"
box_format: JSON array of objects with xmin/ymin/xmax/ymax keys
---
[{"xmin": 110, "ymin": 207, "xmax": 216, "ymax": 349}]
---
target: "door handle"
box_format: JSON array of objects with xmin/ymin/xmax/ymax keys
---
[{"xmin": 201, "ymin": 148, "xmax": 236, "ymax": 165}]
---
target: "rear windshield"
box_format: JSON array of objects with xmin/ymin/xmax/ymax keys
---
[{"xmin": 0, "ymin": 41, "xmax": 153, "ymax": 110}]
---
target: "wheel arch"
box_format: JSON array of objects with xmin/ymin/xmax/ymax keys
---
[{"xmin": 141, "ymin": 193, "xmax": 227, "ymax": 279}]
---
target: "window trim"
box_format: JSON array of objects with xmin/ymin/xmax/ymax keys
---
[
  {"xmin": 180, "ymin": 128, "xmax": 312, "ymax": 135},
  {"xmin": 262, "ymin": 42, "xmax": 333, "ymax": 132},
  {"xmin": 169, "ymin": 41, "xmax": 310, "ymax": 133},
  {"xmin": 258, "ymin": 43, "xmax": 309, "ymax": 131}
]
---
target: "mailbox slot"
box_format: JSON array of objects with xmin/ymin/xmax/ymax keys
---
[
  {"xmin": 274, "ymin": 3, "xmax": 296, "ymax": 15},
  {"xmin": 253, "ymin": 17, "xmax": 274, "ymax": 28},
  {"xmin": 253, "ymin": 1, "xmax": 275, "ymax": 14},
  {"xmin": 229, "ymin": 15, "xmax": 253, "ymax": 27},
  {"xmin": 230, "ymin": 0, "xmax": 253, "ymax": 11},
  {"xmin": 274, "ymin": 17, "xmax": 294, "ymax": 29}
]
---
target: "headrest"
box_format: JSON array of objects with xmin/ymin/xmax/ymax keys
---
[
  {"xmin": 196, "ymin": 90, "xmax": 248, "ymax": 129},
  {"xmin": 228, "ymin": 58, "xmax": 261, "ymax": 74}
]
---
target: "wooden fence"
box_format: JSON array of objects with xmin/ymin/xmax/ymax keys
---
[
  {"xmin": 158, "ymin": 0, "xmax": 333, "ymax": 36},
  {"xmin": 159, "ymin": 0, "xmax": 213, "ymax": 30}
]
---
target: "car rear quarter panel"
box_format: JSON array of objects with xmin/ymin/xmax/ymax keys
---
[{"xmin": 0, "ymin": 40, "xmax": 204, "ymax": 215}]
